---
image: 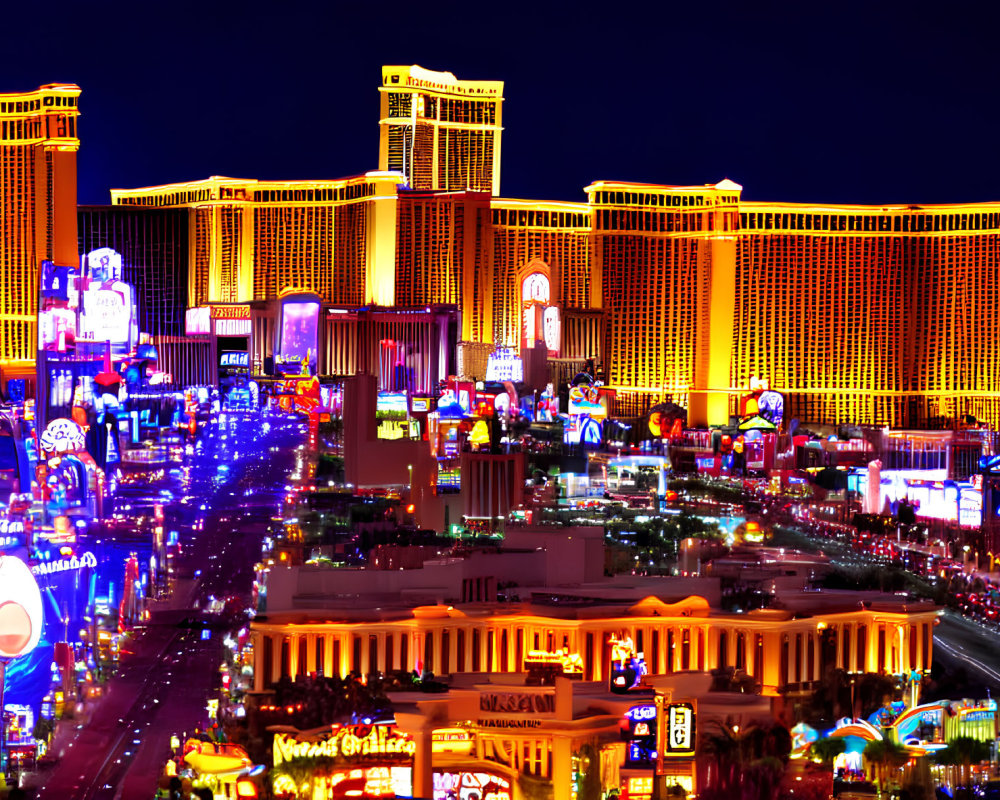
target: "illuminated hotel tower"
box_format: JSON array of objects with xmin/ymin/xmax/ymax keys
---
[
  {"xmin": 0, "ymin": 84, "xmax": 80, "ymax": 366},
  {"xmin": 587, "ymin": 180, "xmax": 741, "ymax": 425},
  {"xmin": 734, "ymin": 201, "xmax": 1000, "ymax": 428},
  {"xmin": 110, "ymin": 173, "xmax": 403, "ymax": 308},
  {"xmin": 379, "ymin": 65, "xmax": 503, "ymax": 195}
]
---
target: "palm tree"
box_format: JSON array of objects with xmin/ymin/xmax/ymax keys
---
[
  {"xmin": 935, "ymin": 736, "xmax": 992, "ymax": 790},
  {"xmin": 862, "ymin": 738, "xmax": 910, "ymax": 796},
  {"xmin": 810, "ymin": 737, "xmax": 846, "ymax": 768},
  {"xmin": 699, "ymin": 720, "xmax": 791, "ymax": 800}
]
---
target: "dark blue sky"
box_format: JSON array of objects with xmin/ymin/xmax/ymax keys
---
[{"xmin": 3, "ymin": 1, "xmax": 998, "ymax": 206}]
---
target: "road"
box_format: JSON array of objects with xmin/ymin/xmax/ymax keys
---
[
  {"xmin": 933, "ymin": 611, "xmax": 1000, "ymax": 692},
  {"xmin": 27, "ymin": 411, "xmax": 306, "ymax": 799}
]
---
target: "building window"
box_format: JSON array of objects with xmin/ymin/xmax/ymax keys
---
[
  {"xmin": 441, "ymin": 630, "xmax": 451, "ymax": 675},
  {"xmin": 369, "ymin": 635, "xmax": 379, "ymax": 677}
]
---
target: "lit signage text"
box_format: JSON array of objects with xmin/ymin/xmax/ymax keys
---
[
  {"xmin": 272, "ymin": 726, "xmax": 415, "ymax": 768},
  {"xmin": 31, "ymin": 551, "xmax": 97, "ymax": 576},
  {"xmin": 476, "ymin": 719, "xmax": 542, "ymax": 729},
  {"xmin": 479, "ymin": 692, "xmax": 554, "ymax": 715},
  {"xmin": 215, "ymin": 319, "xmax": 252, "ymax": 336},
  {"xmin": 664, "ymin": 703, "xmax": 695, "ymax": 755},
  {"xmin": 220, "ymin": 352, "xmax": 249, "ymax": 367},
  {"xmin": 210, "ymin": 305, "xmax": 251, "ymax": 319}
]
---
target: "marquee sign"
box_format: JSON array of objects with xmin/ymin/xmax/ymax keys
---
[
  {"xmin": 211, "ymin": 305, "xmax": 251, "ymax": 319},
  {"xmin": 658, "ymin": 701, "xmax": 696, "ymax": 758},
  {"xmin": 485, "ymin": 348, "xmax": 523, "ymax": 383},
  {"xmin": 272, "ymin": 725, "xmax": 415, "ymax": 768},
  {"xmin": 478, "ymin": 691, "xmax": 555, "ymax": 715}
]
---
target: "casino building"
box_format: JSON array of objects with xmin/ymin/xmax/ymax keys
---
[
  {"xmin": 6, "ymin": 69, "xmax": 1000, "ymax": 429},
  {"xmin": 99, "ymin": 65, "xmax": 1000, "ymax": 430},
  {"xmin": 0, "ymin": 84, "xmax": 80, "ymax": 382},
  {"xmin": 249, "ymin": 528, "xmax": 940, "ymax": 798}
]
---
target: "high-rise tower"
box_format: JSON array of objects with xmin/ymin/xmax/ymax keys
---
[
  {"xmin": 379, "ymin": 65, "xmax": 503, "ymax": 195},
  {"xmin": 0, "ymin": 83, "xmax": 80, "ymax": 366}
]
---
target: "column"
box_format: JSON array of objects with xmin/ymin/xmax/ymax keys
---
[
  {"xmin": 847, "ymin": 624, "xmax": 856, "ymax": 672},
  {"xmin": 306, "ymin": 634, "xmax": 316, "ymax": 675},
  {"xmin": 552, "ymin": 736, "xmax": 573, "ymax": 800},
  {"xmin": 324, "ymin": 635, "xmax": 334, "ymax": 677},
  {"xmin": 412, "ymin": 728, "xmax": 434, "ymax": 800},
  {"xmin": 657, "ymin": 624, "xmax": 667, "ymax": 676}
]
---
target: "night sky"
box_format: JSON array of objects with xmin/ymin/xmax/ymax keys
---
[{"xmin": 3, "ymin": 1, "xmax": 999, "ymax": 207}]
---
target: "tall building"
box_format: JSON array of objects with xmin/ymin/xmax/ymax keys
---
[
  {"xmin": 379, "ymin": 65, "xmax": 503, "ymax": 195},
  {"xmin": 394, "ymin": 189, "xmax": 493, "ymax": 344},
  {"xmin": 112, "ymin": 65, "xmax": 1000, "ymax": 430},
  {"xmin": 110, "ymin": 173, "xmax": 403, "ymax": 308},
  {"xmin": 587, "ymin": 180, "xmax": 741, "ymax": 424},
  {"xmin": 0, "ymin": 83, "xmax": 80, "ymax": 372},
  {"xmin": 77, "ymin": 205, "xmax": 212, "ymax": 386},
  {"xmin": 733, "ymin": 201, "xmax": 1000, "ymax": 429},
  {"xmin": 490, "ymin": 198, "xmax": 596, "ymax": 357}
]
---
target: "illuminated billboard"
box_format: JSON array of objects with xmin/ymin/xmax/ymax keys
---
[
  {"xmin": 658, "ymin": 700, "xmax": 696, "ymax": 758},
  {"xmin": 0, "ymin": 555, "xmax": 43, "ymax": 658},
  {"xmin": 38, "ymin": 260, "xmax": 80, "ymax": 352},
  {"xmin": 276, "ymin": 295, "xmax": 320, "ymax": 375},
  {"xmin": 433, "ymin": 770, "xmax": 511, "ymax": 800},
  {"xmin": 78, "ymin": 249, "xmax": 137, "ymax": 348},
  {"xmin": 271, "ymin": 725, "xmax": 414, "ymax": 799}
]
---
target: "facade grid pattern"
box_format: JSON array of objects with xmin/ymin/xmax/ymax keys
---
[{"xmin": 0, "ymin": 84, "xmax": 80, "ymax": 363}]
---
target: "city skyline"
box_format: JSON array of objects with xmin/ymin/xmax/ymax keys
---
[{"xmin": 2, "ymin": 1, "xmax": 999, "ymax": 207}]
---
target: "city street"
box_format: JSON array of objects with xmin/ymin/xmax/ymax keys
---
[{"xmin": 26, "ymin": 412, "xmax": 306, "ymax": 799}]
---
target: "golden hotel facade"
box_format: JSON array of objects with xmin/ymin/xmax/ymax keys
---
[
  {"xmin": 98, "ymin": 65, "xmax": 1000, "ymax": 429},
  {"xmin": 0, "ymin": 83, "xmax": 80, "ymax": 374}
]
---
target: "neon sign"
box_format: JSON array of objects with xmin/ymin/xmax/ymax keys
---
[
  {"xmin": 664, "ymin": 703, "xmax": 696, "ymax": 756},
  {"xmin": 30, "ymin": 550, "xmax": 98, "ymax": 576},
  {"xmin": 626, "ymin": 704, "xmax": 656, "ymax": 722},
  {"xmin": 433, "ymin": 771, "xmax": 511, "ymax": 800},
  {"xmin": 220, "ymin": 352, "xmax": 249, "ymax": 367},
  {"xmin": 485, "ymin": 348, "xmax": 523, "ymax": 382},
  {"xmin": 272, "ymin": 726, "xmax": 416, "ymax": 767}
]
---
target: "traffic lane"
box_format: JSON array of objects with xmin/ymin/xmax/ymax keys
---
[
  {"xmin": 91, "ymin": 634, "xmax": 224, "ymax": 800},
  {"xmin": 33, "ymin": 627, "xmax": 199, "ymax": 799},
  {"xmin": 32, "ymin": 414, "xmax": 303, "ymax": 797},
  {"xmin": 933, "ymin": 610, "xmax": 1000, "ymax": 691}
]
